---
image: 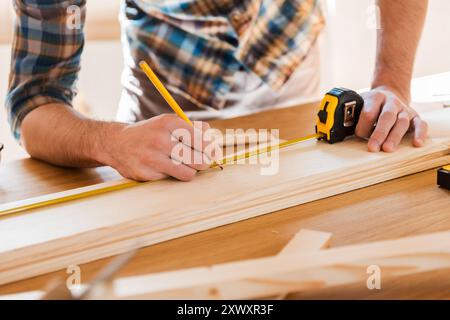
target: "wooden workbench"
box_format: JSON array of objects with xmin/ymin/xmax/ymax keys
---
[{"xmin": 0, "ymin": 102, "xmax": 449, "ymax": 299}]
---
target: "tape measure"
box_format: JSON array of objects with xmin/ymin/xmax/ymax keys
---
[
  {"xmin": 315, "ymin": 87, "xmax": 364, "ymax": 144},
  {"xmin": 0, "ymin": 88, "xmax": 364, "ymax": 218},
  {"xmin": 438, "ymin": 165, "xmax": 450, "ymax": 190},
  {"xmin": 217, "ymin": 88, "xmax": 364, "ymax": 166}
]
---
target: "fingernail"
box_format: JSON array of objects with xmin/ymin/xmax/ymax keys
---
[
  {"xmin": 383, "ymin": 141, "xmax": 395, "ymax": 152},
  {"xmin": 368, "ymin": 140, "xmax": 380, "ymax": 152},
  {"xmin": 415, "ymin": 138, "xmax": 424, "ymax": 147}
]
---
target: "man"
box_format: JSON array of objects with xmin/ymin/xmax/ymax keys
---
[{"xmin": 6, "ymin": 0, "xmax": 428, "ymax": 182}]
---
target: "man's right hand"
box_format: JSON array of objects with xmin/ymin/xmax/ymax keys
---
[
  {"xmin": 99, "ymin": 114, "xmax": 216, "ymax": 182},
  {"xmin": 21, "ymin": 104, "xmax": 217, "ymax": 182}
]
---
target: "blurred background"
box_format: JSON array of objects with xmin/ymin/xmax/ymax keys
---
[{"xmin": 1, "ymin": 0, "xmax": 449, "ymax": 162}]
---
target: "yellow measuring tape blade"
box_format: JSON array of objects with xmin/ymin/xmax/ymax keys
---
[
  {"xmin": 0, "ymin": 180, "xmax": 140, "ymax": 218},
  {"xmin": 215, "ymin": 133, "xmax": 322, "ymax": 167},
  {"xmin": 0, "ymin": 133, "xmax": 322, "ymax": 218}
]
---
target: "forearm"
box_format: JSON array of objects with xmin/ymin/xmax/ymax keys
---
[
  {"xmin": 373, "ymin": 0, "xmax": 428, "ymax": 100},
  {"xmin": 21, "ymin": 104, "xmax": 124, "ymax": 168},
  {"xmin": 356, "ymin": 0, "xmax": 429, "ymax": 153},
  {"xmin": 20, "ymin": 104, "xmax": 215, "ymax": 181}
]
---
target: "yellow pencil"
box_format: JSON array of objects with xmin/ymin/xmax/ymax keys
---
[
  {"xmin": 139, "ymin": 60, "xmax": 193, "ymax": 126},
  {"xmin": 139, "ymin": 60, "xmax": 223, "ymax": 169}
]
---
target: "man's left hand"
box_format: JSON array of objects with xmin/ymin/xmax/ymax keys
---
[{"xmin": 355, "ymin": 86, "xmax": 428, "ymax": 152}]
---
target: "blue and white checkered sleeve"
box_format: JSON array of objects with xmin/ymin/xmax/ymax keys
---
[{"xmin": 6, "ymin": 0, "xmax": 86, "ymax": 141}]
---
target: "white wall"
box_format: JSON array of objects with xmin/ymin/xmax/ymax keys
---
[
  {"xmin": 321, "ymin": 0, "xmax": 450, "ymax": 90},
  {"xmin": 414, "ymin": 0, "xmax": 450, "ymax": 76},
  {"xmin": 77, "ymin": 42, "xmax": 124, "ymax": 120},
  {"xmin": 1, "ymin": 0, "xmax": 450, "ymax": 162}
]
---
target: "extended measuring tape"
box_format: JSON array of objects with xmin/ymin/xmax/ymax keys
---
[
  {"xmin": 218, "ymin": 87, "xmax": 365, "ymax": 166},
  {"xmin": 0, "ymin": 88, "xmax": 364, "ymax": 217}
]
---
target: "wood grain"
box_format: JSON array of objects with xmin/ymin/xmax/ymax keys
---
[
  {"xmin": 0, "ymin": 132, "xmax": 275, "ymax": 216},
  {"xmin": 0, "ymin": 105, "xmax": 448, "ymax": 286},
  {"xmin": 107, "ymin": 231, "xmax": 450, "ymax": 299},
  {"xmin": 0, "ymin": 228, "xmax": 331, "ymax": 299},
  {"xmin": 278, "ymin": 229, "xmax": 332, "ymax": 255},
  {"xmin": 0, "ymin": 103, "xmax": 449, "ymax": 298},
  {"xmin": 0, "ymin": 103, "xmax": 317, "ymax": 205}
]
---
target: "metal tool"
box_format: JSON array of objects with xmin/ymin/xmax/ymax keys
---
[{"xmin": 42, "ymin": 249, "xmax": 137, "ymax": 300}]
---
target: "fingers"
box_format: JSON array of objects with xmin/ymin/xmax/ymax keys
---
[
  {"xmin": 412, "ymin": 116, "xmax": 428, "ymax": 147},
  {"xmin": 133, "ymin": 151, "xmax": 198, "ymax": 182},
  {"xmin": 359, "ymin": 88, "xmax": 428, "ymax": 152},
  {"xmin": 155, "ymin": 114, "xmax": 216, "ymax": 169},
  {"xmin": 160, "ymin": 156, "xmax": 197, "ymax": 182},
  {"xmin": 123, "ymin": 168, "xmax": 168, "ymax": 182},
  {"xmin": 129, "ymin": 151, "xmax": 199, "ymax": 182},
  {"xmin": 114, "ymin": 114, "xmax": 216, "ymax": 182},
  {"xmin": 162, "ymin": 115, "xmax": 212, "ymax": 151},
  {"xmin": 154, "ymin": 129, "xmax": 213, "ymax": 171},
  {"xmin": 355, "ymin": 91, "xmax": 385, "ymax": 139},
  {"xmin": 368, "ymin": 97, "xmax": 402, "ymax": 152},
  {"xmin": 381, "ymin": 111, "xmax": 411, "ymax": 152},
  {"xmin": 170, "ymin": 140, "xmax": 212, "ymax": 171}
]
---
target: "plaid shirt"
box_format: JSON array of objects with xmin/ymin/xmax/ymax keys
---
[{"xmin": 7, "ymin": 0, "xmax": 324, "ymax": 140}]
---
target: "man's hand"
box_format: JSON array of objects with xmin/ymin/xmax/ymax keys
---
[
  {"xmin": 356, "ymin": 87, "xmax": 428, "ymax": 152},
  {"xmin": 21, "ymin": 104, "xmax": 217, "ymax": 182},
  {"xmin": 100, "ymin": 114, "xmax": 215, "ymax": 182},
  {"xmin": 357, "ymin": 0, "xmax": 429, "ymax": 152}
]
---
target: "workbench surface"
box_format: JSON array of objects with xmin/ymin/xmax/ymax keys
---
[{"xmin": 0, "ymin": 100, "xmax": 449, "ymax": 299}]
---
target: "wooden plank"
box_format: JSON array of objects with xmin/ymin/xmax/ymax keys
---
[
  {"xmin": 0, "ymin": 179, "xmax": 134, "ymax": 216},
  {"xmin": 0, "ymin": 229, "xmax": 331, "ymax": 299},
  {"xmin": 108, "ymin": 230, "xmax": 450, "ymax": 299},
  {"xmin": 0, "ymin": 106, "xmax": 449, "ymax": 298},
  {"xmin": 0, "ymin": 107, "xmax": 448, "ymax": 286},
  {"xmin": 0, "ymin": 102, "xmax": 317, "ymax": 205},
  {"xmin": 274, "ymin": 229, "xmax": 332, "ymax": 299},
  {"xmin": 0, "ymin": 133, "xmax": 278, "ymax": 215},
  {"xmin": 278, "ymin": 229, "xmax": 332, "ymax": 255}
]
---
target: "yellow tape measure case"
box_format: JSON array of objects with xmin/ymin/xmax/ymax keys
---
[
  {"xmin": 438, "ymin": 166, "xmax": 450, "ymax": 190},
  {"xmin": 316, "ymin": 88, "xmax": 364, "ymax": 144}
]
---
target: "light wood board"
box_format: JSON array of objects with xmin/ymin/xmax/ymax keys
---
[
  {"xmin": 277, "ymin": 229, "xmax": 332, "ymax": 255},
  {"xmin": 109, "ymin": 230, "xmax": 450, "ymax": 299},
  {"xmin": 0, "ymin": 132, "xmax": 280, "ymax": 216},
  {"xmin": 0, "ymin": 108, "xmax": 448, "ymax": 286},
  {"xmin": 0, "ymin": 229, "xmax": 332, "ymax": 299}
]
